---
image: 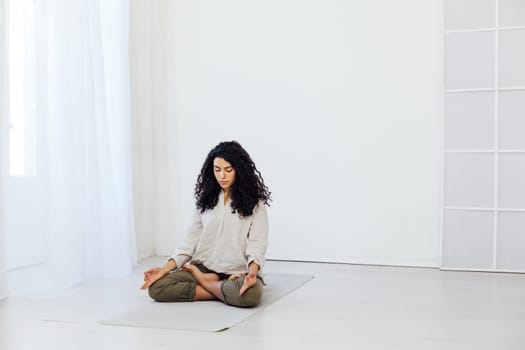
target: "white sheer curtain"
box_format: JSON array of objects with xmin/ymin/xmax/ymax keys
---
[
  {"xmin": 1, "ymin": 0, "xmax": 136, "ymax": 296},
  {"xmin": 0, "ymin": 0, "xmax": 8, "ymax": 300},
  {"xmin": 130, "ymin": 0, "xmax": 184, "ymax": 260}
]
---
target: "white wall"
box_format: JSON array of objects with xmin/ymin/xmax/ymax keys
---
[{"xmin": 167, "ymin": 0, "xmax": 442, "ymax": 266}]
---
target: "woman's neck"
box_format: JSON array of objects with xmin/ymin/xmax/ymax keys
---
[{"xmin": 223, "ymin": 189, "xmax": 231, "ymax": 204}]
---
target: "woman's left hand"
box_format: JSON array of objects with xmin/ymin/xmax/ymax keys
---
[{"xmin": 239, "ymin": 271, "xmax": 257, "ymax": 295}]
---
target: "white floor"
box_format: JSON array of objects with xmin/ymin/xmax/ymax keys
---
[{"xmin": 1, "ymin": 257, "xmax": 525, "ymax": 350}]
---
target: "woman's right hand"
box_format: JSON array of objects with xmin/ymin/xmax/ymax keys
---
[{"xmin": 140, "ymin": 267, "xmax": 167, "ymax": 290}]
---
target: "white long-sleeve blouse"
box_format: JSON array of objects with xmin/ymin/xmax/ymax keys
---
[{"xmin": 171, "ymin": 191, "xmax": 269, "ymax": 275}]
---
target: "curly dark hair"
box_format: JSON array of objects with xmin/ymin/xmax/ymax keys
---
[{"xmin": 195, "ymin": 141, "xmax": 271, "ymax": 217}]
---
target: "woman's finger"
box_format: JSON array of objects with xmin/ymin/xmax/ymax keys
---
[{"xmin": 140, "ymin": 280, "xmax": 149, "ymax": 290}]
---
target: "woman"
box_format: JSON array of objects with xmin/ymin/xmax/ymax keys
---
[{"xmin": 140, "ymin": 141, "xmax": 271, "ymax": 308}]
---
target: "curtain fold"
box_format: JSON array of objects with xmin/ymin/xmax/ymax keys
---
[
  {"xmin": 1, "ymin": 0, "xmax": 136, "ymax": 296},
  {"xmin": 129, "ymin": 0, "xmax": 184, "ymax": 260},
  {"xmin": 0, "ymin": 0, "xmax": 8, "ymax": 300}
]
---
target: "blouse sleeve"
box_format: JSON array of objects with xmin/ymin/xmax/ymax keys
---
[
  {"xmin": 171, "ymin": 209, "xmax": 203, "ymax": 269},
  {"xmin": 245, "ymin": 202, "xmax": 269, "ymax": 271}
]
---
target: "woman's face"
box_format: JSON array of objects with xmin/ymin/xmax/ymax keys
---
[{"xmin": 213, "ymin": 157, "xmax": 236, "ymax": 192}]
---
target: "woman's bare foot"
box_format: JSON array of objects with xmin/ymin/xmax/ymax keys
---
[
  {"xmin": 182, "ymin": 263, "xmax": 225, "ymax": 302},
  {"xmin": 182, "ymin": 263, "xmax": 220, "ymax": 283}
]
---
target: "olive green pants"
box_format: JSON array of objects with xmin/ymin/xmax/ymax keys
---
[{"xmin": 148, "ymin": 265, "xmax": 263, "ymax": 308}]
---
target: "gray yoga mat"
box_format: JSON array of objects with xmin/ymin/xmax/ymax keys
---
[{"xmin": 100, "ymin": 273, "xmax": 313, "ymax": 332}]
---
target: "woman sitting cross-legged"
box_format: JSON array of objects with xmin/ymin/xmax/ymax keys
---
[{"xmin": 140, "ymin": 140, "xmax": 271, "ymax": 308}]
